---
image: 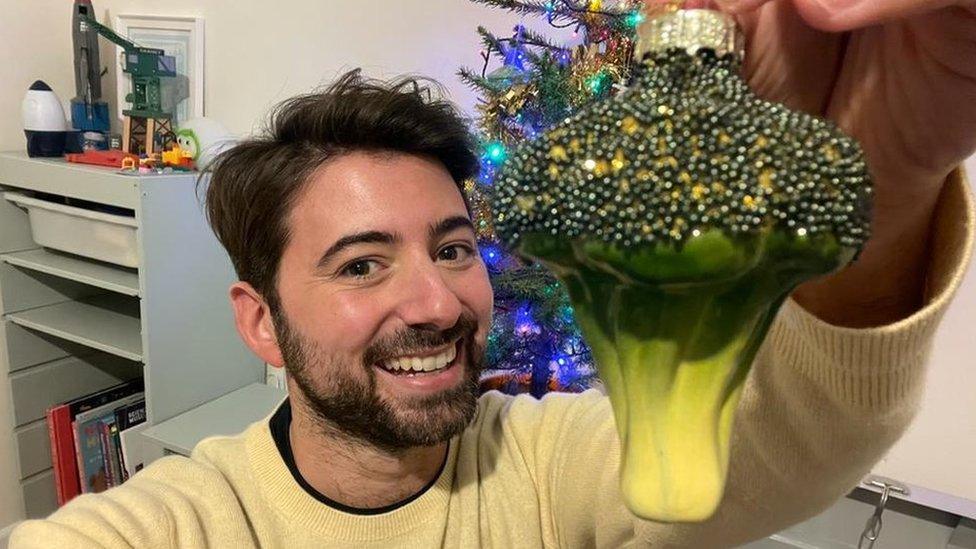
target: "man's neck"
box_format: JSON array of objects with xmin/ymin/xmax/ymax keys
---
[{"xmin": 289, "ymin": 398, "xmax": 447, "ymax": 510}]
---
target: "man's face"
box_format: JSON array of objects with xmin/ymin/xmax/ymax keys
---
[{"xmin": 272, "ymin": 151, "xmax": 494, "ymax": 451}]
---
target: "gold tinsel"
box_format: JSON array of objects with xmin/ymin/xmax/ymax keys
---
[
  {"xmin": 477, "ymin": 83, "xmax": 538, "ymax": 144},
  {"xmin": 465, "ymin": 178, "xmax": 497, "ymax": 241}
]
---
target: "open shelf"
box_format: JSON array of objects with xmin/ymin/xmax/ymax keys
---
[
  {"xmin": 5, "ymin": 293, "xmax": 143, "ymax": 361},
  {"xmin": 142, "ymin": 383, "xmax": 286, "ymax": 456},
  {"xmin": 1, "ymin": 248, "xmax": 139, "ymax": 296}
]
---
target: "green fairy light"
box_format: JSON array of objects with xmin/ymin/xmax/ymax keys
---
[
  {"xmin": 585, "ymin": 72, "xmax": 612, "ymax": 96},
  {"xmin": 485, "ymin": 141, "xmax": 507, "ymax": 163},
  {"xmin": 626, "ymin": 11, "xmax": 645, "ymax": 27}
]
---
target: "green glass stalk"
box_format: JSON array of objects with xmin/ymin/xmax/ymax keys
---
[{"xmin": 521, "ymin": 230, "xmax": 852, "ymax": 521}]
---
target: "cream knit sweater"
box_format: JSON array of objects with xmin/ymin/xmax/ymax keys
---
[{"xmin": 11, "ymin": 171, "xmax": 974, "ymax": 548}]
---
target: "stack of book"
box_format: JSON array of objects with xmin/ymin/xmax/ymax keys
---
[{"xmin": 45, "ymin": 378, "xmax": 147, "ymax": 505}]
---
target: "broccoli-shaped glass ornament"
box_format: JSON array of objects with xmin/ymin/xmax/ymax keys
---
[{"xmin": 492, "ymin": 9, "xmax": 872, "ymax": 523}]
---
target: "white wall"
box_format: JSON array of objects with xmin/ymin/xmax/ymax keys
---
[
  {"xmin": 0, "ymin": 0, "xmax": 533, "ymax": 528},
  {"xmin": 92, "ymin": 0, "xmax": 556, "ymax": 135}
]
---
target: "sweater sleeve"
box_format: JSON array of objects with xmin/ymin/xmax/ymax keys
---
[
  {"xmin": 8, "ymin": 453, "xmax": 256, "ymax": 549},
  {"xmin": 546, "ymin": 169, "xmax": 975, "ymax": 548}
]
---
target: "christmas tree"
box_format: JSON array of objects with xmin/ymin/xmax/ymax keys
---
[{"xmin": 461, "ymin": 0, "xmax": 649, "ymax": 397}]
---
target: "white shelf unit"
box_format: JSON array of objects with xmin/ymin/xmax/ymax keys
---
[
  {"xmin": 0, "ymin": 152, "xmax": 265, "ymax": 519},
  {"xmin": 143, "ymin": 382, "xmax": 286, "ymax": 456}
]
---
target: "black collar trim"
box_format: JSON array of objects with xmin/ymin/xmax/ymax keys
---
[{"xmin": 268, "ymin": 399, "xmax": 448, "ymax": 516}]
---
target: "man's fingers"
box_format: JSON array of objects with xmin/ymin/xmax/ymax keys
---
[
  {"xmin": 791, "ymin": 0, "xmax": 968, "ymax": 31},
  {"xmin": 713, "ymin": 0, "xmax": 776, "ymax": 14},
  {"xmin": 644, "ymin": 0, "xmax": 969, "ymax": 29}
]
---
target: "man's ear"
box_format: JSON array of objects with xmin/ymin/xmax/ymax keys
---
[{"xmin": 229, "ymin": 281, "xmax": 285, "ymax": 367}]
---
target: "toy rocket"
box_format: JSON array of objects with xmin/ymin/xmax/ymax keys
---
[
  {"xmin": 23, "ymin": 80, "xmax": 69, "ymax": 157},
  {"xmin": 71, "ymin": 0, "xmax": 110, "ymax": 131}
]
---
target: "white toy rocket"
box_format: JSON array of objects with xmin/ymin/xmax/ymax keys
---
[{"xmin": 22, "ymin": 80, "xmax": 69, "ymax": 157}]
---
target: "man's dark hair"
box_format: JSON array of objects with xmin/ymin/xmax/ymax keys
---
[{"xmin": 203, "ymin": 69, "xmax": 480, "ymax": 312}]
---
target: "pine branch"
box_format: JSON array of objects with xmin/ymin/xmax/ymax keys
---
[
  {"xmin": 457, "ymin": 67, "xmax": 503, "ymax": 94},
  {"xmin": 557, "ymin": 0, "xmax": 631, "ymax": 17},
  {"xmin": 533, "ymin": 53, "xmax": 573, "ymax": 124},
  {"xmin": 468, "ymin": 0, "xmax": 556, "ymax": 16},
  {"xmin": 469, "ymin": 0, "xmax": 583, "ymax": 26},
  {"xmin": 519, "ymin": 27, "xmax": 563, "ymax": 51},
  {"xmin": 477, "ymin": 26, "xmax": 510, "ymax": 62},
  {"xmin": 475, "ymin": 26, "xmax": 563, "ymax": 73},
  {"xmin": 520, "ymin": 47, "xmax": 543, "ymax": 66}
]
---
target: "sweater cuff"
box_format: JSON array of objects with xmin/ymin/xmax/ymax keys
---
[{"xmin": 773, "ymin": 167, "xmax": 975, "ymax": 410}]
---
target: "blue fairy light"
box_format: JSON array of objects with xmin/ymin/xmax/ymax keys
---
[
  {"xmin": 504, "ymin": 25, "xmax": 528, "ymax": 71},
  {"xmin": 479, "ymin": 158, "xmax": 497, "ymax": 184},
  {"xmin": 480, "ymin": 244, "xmax": 503, "ymax": 268},
  {"xmin": 515, "ymin": 304, "xmax": 540, "ymax": 335},
  {"xmin": 504, "ymin": 48, "xmax": 526, "ymax": 71},
  {"xmin": 556, "ymin": 49, "xmax": 572, "ymax": 67}
]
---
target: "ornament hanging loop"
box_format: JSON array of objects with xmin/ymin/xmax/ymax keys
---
[{"xmin": 634, "ymin": 8, "xmax": 744, "ymax": 60}]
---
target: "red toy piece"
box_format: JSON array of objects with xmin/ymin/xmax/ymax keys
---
[{"xmin": 65, "ymin": 149, "xmax": 139, "ymax": 168}]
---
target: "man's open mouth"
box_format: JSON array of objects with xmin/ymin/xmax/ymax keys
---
[{"xmin": 374, "ymin": 339, "xmax": 461, "ymax": 377}]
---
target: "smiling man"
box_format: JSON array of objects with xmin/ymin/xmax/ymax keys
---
[{"xmin": 11, "ymin": 10, "xmax": 976, "ymax": 545}]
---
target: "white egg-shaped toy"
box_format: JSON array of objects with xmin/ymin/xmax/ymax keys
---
[
  {"xmin": 22, "ymin": 80, "xmax": 68, "ymax": 157},
  {"xmin": 175, "ymin": 117, "xmax": 235, "ymax": 169}
]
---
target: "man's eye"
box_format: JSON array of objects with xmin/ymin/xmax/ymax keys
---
[
  {"xmin": 339, "ymin": 259, "xmax": 381, "ymax": 279},
  {"xmin": 437, "ymin": 244, "xmax": 473, "ymax": 262}
]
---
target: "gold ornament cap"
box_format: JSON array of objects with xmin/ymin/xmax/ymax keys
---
[{"xmin": 635, "ymin": 9, "xmax": 744, "ymax": 60}]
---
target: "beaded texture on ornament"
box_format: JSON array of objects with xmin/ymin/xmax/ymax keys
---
[{"xmin": 492, "ymin": 44, "xmax": 872, "ymax": 251}]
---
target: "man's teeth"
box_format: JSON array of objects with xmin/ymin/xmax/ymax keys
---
[{"xmin": 382, "ymin": 345, "xmax": 457, "ymax": 373}]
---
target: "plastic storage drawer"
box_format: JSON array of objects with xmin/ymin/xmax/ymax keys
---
[{"xmin": 4, "ymin": 192, "xmax": 138, "ymax": 268}]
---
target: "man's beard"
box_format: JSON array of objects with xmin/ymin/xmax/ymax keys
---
[{"xmin": 274, "ymin": 309, "xmax": 484, "ymax": 453}]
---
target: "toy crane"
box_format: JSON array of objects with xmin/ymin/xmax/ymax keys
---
[{"xmin": 79, "ymin": 12, "xmax": 177, "ymax": 154}]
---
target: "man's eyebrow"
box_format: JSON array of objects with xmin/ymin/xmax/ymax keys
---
[
  {"xmin": 316, "ymin": 230, "xmax": 399, "ymax": 269},
  {"xmin": 429, "ymin": 216, "xmax": 475, "ymax": 240}
]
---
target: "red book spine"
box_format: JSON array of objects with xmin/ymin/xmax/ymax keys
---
[{"xmin": 46, "ymin": 405, "xmax": 80, "ymax": 506}]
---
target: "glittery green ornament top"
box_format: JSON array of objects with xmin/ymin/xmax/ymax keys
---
[{"xmin": 493, "ymin": 13, "xmax": 872, "ymax": 259}]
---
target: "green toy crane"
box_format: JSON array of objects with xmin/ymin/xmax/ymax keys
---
[{"xmin": 79, "ymin": 13, "xmax": 177, "ymax": 153}]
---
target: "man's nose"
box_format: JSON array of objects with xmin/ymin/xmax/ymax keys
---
[{"xmin": 395, "ymin": 260, "xmax": 463, "ymax": 331}]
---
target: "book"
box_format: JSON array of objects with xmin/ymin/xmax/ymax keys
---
[
  {"xmin": 113, "ymin": 399, "xmax": 145, "ymax": 482},
  {"xmin": 46, "ymin": 405, "xmax": 72, "ymax": 505},
  {"xmin": 46, "ymin": 378, "xmax": 144, "ymax": 505},
  {"xmin": 119, "ymin": 422, "xmax": 163, "ymax": 479},
  {"xmin": 97, "ymin": 417, "xmax": 118, "ymax": 488},
  {"xmin": 73, "ymin": 410, "xmax": 112, "ymax": 494},
  {"xmin": 114, "ymin": 399, "xmax": 146, "ymax": 431},
  {"xmin": 71, "ymin": 392, "xmax": 145, "ymax": 495}
]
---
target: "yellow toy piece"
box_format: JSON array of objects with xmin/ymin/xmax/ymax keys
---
[{"xmin": 161, "ymin": 145, "xmax": 187, "ymax": 166}]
